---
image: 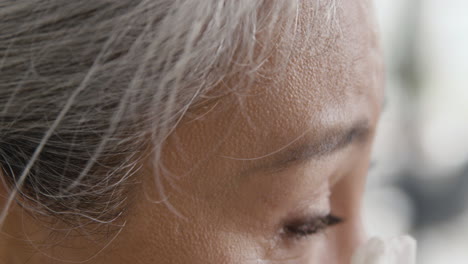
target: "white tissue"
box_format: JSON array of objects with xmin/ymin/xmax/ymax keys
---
[{"xmin": 351, "ymin": 235, "xmax": 417, "ymax": 264}]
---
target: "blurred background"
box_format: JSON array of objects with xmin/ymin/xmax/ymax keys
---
[{"xmin": 364, "ymin": 0, "xmax": 468, "ymax": 263}]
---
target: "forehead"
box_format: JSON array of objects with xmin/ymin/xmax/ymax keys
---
[
  {"xmin": 167, "ymin": 0, "xmax": 383, "ymax": 174},
  {"xmin": 231, "ymin": 0, "xmax": 383, "ymax": 151}
]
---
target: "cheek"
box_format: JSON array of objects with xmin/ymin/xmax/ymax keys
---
[{"xmin": 107, "ymin": 192, "xmax": 267, "ymax": 264}]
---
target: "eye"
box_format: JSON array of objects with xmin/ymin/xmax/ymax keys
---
[{"xmin": 282, "ymin": 214, "xmax": 343, "ymax": 239}]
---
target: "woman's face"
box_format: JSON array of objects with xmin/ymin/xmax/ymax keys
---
[
  {"xmin": 9, "ymin": 1, "xmax": 383, "ymax": 263},
  {"xmin": 100, "ymin": 2, "xmax": 384, "ymax": 264}
]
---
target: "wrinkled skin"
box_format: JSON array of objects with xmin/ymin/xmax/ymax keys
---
[{"xmin": 0, "ymin": 0, "xmax": 383, "ymax": 263}]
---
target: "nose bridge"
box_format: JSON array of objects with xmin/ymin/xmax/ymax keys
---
[
  {"xmin": 343, "ymin": 215, "xmax": 368, "ymax": 263},
  {"xmin": 354, "ymin": 215, "xmax": 368, "ymax": 246},
  {"xmin": 327, "ymin": 214, "xmax": 367, "ymax": 264}
]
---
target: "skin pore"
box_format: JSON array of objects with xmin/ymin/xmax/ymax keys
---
[{"xmin": 0, "ymin": 0, "xmax": 383, "ymax": 263}]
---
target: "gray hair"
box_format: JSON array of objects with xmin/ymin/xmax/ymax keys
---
[{"xmin": 0, "ymin": 0, "xmax": 338, "ymax": 231}]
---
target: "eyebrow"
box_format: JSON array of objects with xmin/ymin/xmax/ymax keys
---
[{"xmin": 241, "ymin": 119, "xmax": 372, "ymax": 175}]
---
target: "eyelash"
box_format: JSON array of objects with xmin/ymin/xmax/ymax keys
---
[{"xmin": 283, "ymin": 214, "xmax": 343, "ymax": 239}]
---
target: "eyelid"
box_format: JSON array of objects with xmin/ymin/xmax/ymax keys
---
[{"xmin": 282, "ymin": 214, "xmax": 343, "ymax": 239}]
